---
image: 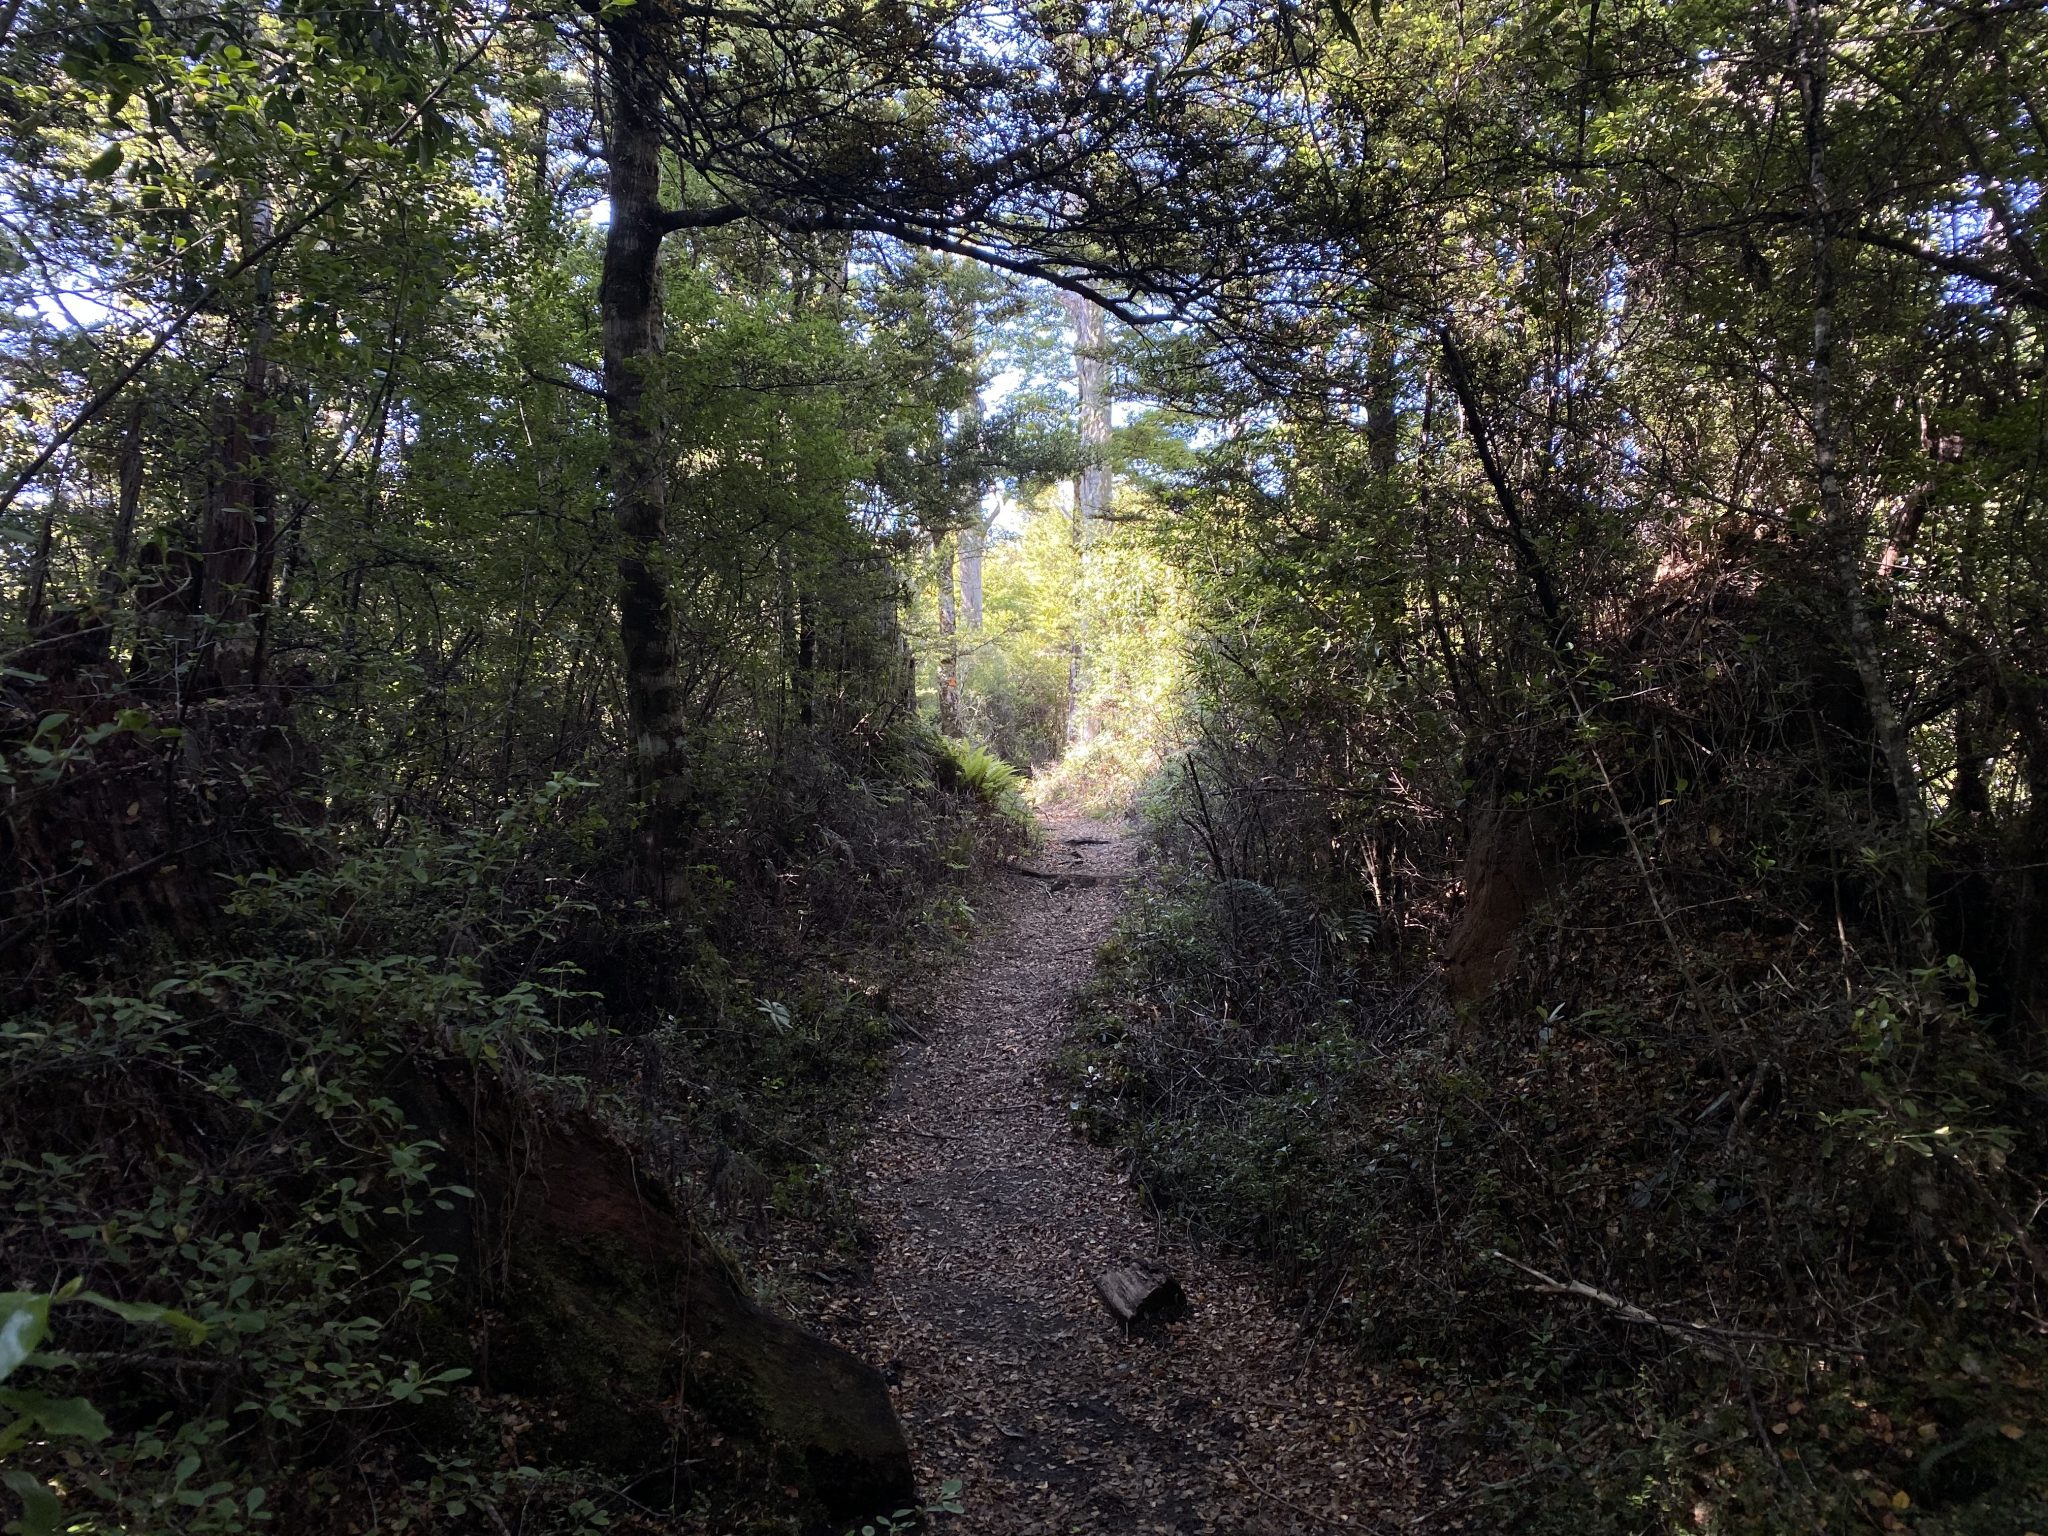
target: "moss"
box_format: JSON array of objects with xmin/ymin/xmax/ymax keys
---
[{"xmin": 491, "ymin": 1229, "xmax": 686, "ymax": 1476}]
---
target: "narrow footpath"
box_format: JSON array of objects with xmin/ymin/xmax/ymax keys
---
[{"xmin": 848, "ymin": 814, "xmax": 1447, "ymax": 1534}]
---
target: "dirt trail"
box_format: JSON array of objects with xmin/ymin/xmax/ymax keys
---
[{"xmin": 849, "ymin": 814, "xmax": 1443, "ymax": 1534}]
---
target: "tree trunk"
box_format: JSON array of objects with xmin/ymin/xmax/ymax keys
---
[
  {"xmin": 797, "ymin": 588, "xmax": 817, "ymax": 730},
  {"xmin": 22, "ymin": 469, "xmax": 58, "ymax": 626},
  {"xmin": 1063, "ymin": 291, "xmax": 1112, "ymax": 525},
  {"xmin": 1060, "ymin": 293, "xmax": 1109, "ymax": 750},
  {"xmin": 1790, "ymin": 0, "xmax": 1934, "ymax": 962},
  {"xmin": 957, "ymin": 379, "xmax": 986, "ymax": 630},
  {"xmin": 936, "ymin": 535, "xmax": 961, "ymax": 736},
  {"xmin": 1367, "ymin": 337, "xmax": 1398, "ymax": 476},
  {"xmin": 1437, "ymin": 325, "xmax": 1570, "ymax": 656},
  {"xmin": 959, "ymin": 521, "xmax": 984, "ymax": 631},
  {"xmin": 195, "ymin": 252, "xmax": 278, "ymax": 691},
  {"xmin": 601, "ymin": 14, "xmax": 693, "ymax": 905},
  {"xmin": 109, "ymin": 392, "xmax": 145, "ymax": 581}
]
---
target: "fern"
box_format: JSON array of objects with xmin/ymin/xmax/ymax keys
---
[{"xmin": 933, "ymin": 736, "xmax": 1031, "ymax": 828}]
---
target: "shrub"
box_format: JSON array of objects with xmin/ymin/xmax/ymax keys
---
[
  {"xmin": 931, "ymin": 736, "xmax": 1032, "ymax": 832},
  {"xmin": 0, "ymin": 793, "xmax": 610, "ymax": 1534},
  {"xmin": 1066, "ymin": 847, "xmax": 2048, "ymax": 1535}
]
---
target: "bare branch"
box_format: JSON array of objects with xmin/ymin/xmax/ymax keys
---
[{"xmin": 1488, "ymin": 1251, "xmax": 1856, "ymax": 1359}]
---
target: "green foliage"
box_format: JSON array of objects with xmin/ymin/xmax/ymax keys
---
[
  {"xmin": 3, "ymin": 0, "xmax": 2045, "ymax": 1530},
  {"xmin": 0, "ymin": 788, "xmax": 613, "ymax": 1532},
  {"xmin": 934, "ymin": 736, "xmax": 1024, "ymax": 808},
  {"xmin": 929, "ymin": 733, "xmax": 1035, "ymax": 839},
  {"xmin": 0, "ymin": 1279, "xmax": 209, "ymax": 1536},
  {"xmin": 844, "ymin": 1476, "xmax": 965, "ymax": 1535},
  {"xmin": 0, "ymin": 737, "xmax": 997, "ymax": 1534},
  {"xmin": 1072, "ymin": 850, "xmax": 2048, "ymax": 1533}
]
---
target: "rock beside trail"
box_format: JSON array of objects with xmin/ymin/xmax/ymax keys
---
[{"xmin": 437, "ymin": 1082, "xmax": 916, "ymax": 1524}]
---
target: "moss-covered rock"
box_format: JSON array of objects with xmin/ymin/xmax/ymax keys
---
[{"xmin": 449, "ymin": 1085, "xmax": 914, "ymax": 1524}]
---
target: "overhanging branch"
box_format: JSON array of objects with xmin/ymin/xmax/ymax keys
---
[
  {"xmin": 650, "ymin": 197, "xmax": 1176, "ymax": 325},
  {"xmin": 1849, "ymin": 225, "xmax": 2048, "ymax": 312}
]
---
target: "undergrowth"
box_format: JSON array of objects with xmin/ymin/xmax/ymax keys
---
[
  {"xmin": 1065, "ymin": 826, "xmax": 2048, "ymax": 1534},
  {"xmin": 1, "ymin": 726, "xmax": 1022, "ymax": 1536},
  {"xmin": 931, "ymin": 737, "xmax": 1033, "ymax": 836}
]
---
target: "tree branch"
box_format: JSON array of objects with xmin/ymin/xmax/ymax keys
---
[
  {"xmin": 649, "ymin": 197, "xmax": 1173, "ymax": 325},
  {"xmin": 1849, "ymin": 225, "xmax": 2048, "ymax": 312},
  {"xmin": 1488, "ymin": 1251, "xmax": 1854, "ymax": 1359},
  {"xmin": 518, "ymin": 360, "xmax": 610, "ymax": 403},
  {"xmin": 1435, "ymin": 325, "xmax": 1570, "ymax": 650}
]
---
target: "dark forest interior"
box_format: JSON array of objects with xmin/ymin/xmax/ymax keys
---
[{"xmin": 3, "ymin": 1, "xmax": 2046, "ymax": 1531}]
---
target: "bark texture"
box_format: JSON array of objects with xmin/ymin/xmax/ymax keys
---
[
  {"xmin": 1790, "ymin": 0, "xmax": 1934, "ymax": 961},
  {"xmin": 601, "ymin": 16, "xmax": 694, "ymax": 903}
]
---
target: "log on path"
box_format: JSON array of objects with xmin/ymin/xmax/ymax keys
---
[
  {"xmin": 1094, "ymin": 1258, "xmax": 1187, "ymax": 1325},
  {"xmin": 1003, "ymin": 863, "xmax": 1102, "ymax": 888}
]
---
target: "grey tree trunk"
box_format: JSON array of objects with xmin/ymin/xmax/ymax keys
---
[
  {"xmin": 1060, "ymin": 292, "xmax": 1111, "ymax": 749},
  {"xmin": 1063, "ymin": 291, "xmax": 1112, "ymax": 524},
  {"xmin": 1791, "ymin": 0, "xmax": 1934, "ymax": 962},
  {"xmin": 957, "ymin": 383, "xmax": 986, "ymax": 631},
  {"xmin": 936, "ymin": 535, "xmax": 961, "ymax": 736},
  {"xmin": 959, "ymin": 522, "xmax": 984, "ymax": 631}
]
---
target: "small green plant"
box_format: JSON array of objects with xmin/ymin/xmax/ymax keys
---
[
  {"xmin": 935, "ymin": 737, "xmax": 1023, "ymax": 803},
  {"xmin": 932, "ymin": 736, "xmax": 1033, "ymax": 833},
  {"xmin": 844, "ymin": 1476, "xmax": 965, "ymax": 1534}
]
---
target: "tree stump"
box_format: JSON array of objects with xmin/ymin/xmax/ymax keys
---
[{"xmin": 1093, "ymin": 1259, "xmax": 1186, "ymax": 1326}]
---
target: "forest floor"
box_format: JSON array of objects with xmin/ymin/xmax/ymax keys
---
[{"xmin": 835, "ymin": 813, "xmax": 1454, "ymax": 1534}]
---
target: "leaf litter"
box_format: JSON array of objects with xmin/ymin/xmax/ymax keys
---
[{"xmin": 834, "ymin": 815, "xmax": 1456, "ymax": 1533}]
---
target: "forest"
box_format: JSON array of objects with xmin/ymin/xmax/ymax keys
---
[{"xmin": 1, "ymin": 0, "xmax": 2045, "ymax": 1531}]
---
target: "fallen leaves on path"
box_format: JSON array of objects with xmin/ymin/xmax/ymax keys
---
[{"xmin": 842, "ymin": 815, "xmax": 1452, "ymax": 1534}]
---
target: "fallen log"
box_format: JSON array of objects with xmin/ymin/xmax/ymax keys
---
[{"xmin": 1094, "ymin": 1259, "xmax": 1186, "ymax": 1326}]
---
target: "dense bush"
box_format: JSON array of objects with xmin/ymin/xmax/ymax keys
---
[
  {"xmin": 1068, "ymin": 751, "xmax": 2048, "ymax": 1531},
  {"xmin": 0, "ymin": 711, "xmax": 1018, "ymax": 1534}
]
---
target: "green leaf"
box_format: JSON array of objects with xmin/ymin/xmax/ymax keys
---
[
  {"xmin": 1, "ymin": 1469, "xmax": 62, "ymax": 1536},
  {"xmin": 73, "ymin": 1291, "xmax": 208, "ymax": 1345},
  {"xmin": 83, "ymin": 142, "xmax": 124, "ymax": 180},
  {"xmin": 0, "ymin": 1387, "xmax": 111, "ymax": 1442},
  {"xmin": 0, "ymin": 1295, "xmax": 50, "ymax": 1383},
  {"xmin": 1327, "ymin": 0, "xmax": 1365, "ymax": 48}
]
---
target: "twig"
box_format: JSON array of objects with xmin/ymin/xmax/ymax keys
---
[{"xmin": 1487, "ymin": 1251, "xmax": 1853, "ymax": 1358}]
